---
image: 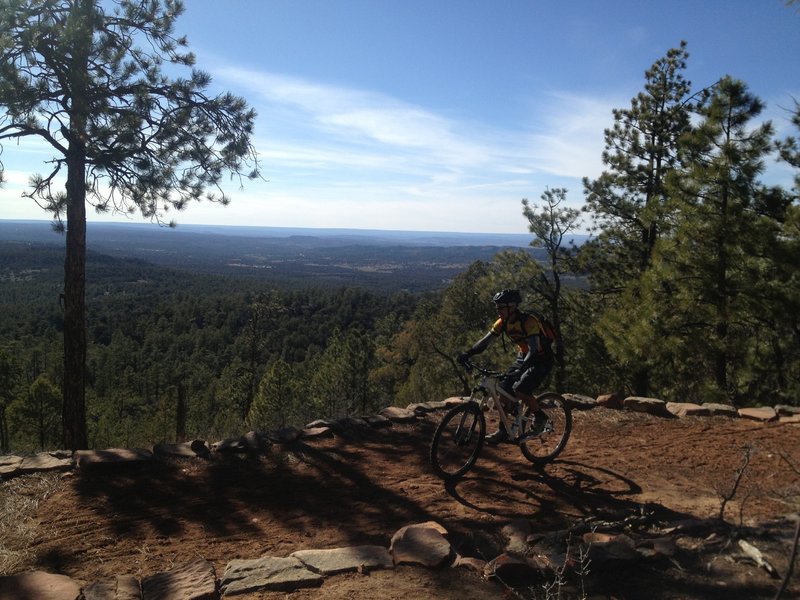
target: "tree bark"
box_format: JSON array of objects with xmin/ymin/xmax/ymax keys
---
[
  {"xmin": 63, "ymin": 161, "xmax": 88, "ymax": 451},
  {"xmin": 62, "ymin": 0, "xmax": 92, "ymax": 451}
]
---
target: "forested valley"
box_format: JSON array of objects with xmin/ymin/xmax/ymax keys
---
[{"xmin": 1, "ymin": 42, "xmax": 799, "ymax": 454}]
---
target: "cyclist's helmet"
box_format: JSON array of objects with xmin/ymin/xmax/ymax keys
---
[{"xmin": 492, "ymin": 289, "xmax": 521, "ymax": 305}]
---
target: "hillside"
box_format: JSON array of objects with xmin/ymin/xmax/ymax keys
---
[{"xmin": 2, "ymin": 407, "xmax": 799, "ymax": 599}]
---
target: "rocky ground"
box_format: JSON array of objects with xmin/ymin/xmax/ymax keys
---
[{"xmin": 2, "ymin": 406, "xmax": 799, "ymax": 599}]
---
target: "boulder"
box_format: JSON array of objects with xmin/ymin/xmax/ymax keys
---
[
  {"xmin": 0, "ymin": 571, "xmax": 83, "ymax": 600},
  {"xmin": 390, "ymin": 522, "xmax": 453, "ymax": 568},
  {"xmin": 501, "ymin": 519, "xmax": 532, "ymax": 555},
  {"xmin": 484, "ymin": 553, "xmax": 543, "ymax": 584},
  {"xmin": 268, "ymin": 427, "xmax": 301, "ymax": 444},
  {"xmin": 583, "ymin": 532, "xmax": 640, "ymax": 566},
  {"xmin": 596, "ymin": 393, "xmax": 623, "ymax": 410}
]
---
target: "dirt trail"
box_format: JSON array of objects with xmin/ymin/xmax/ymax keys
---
[{"xmin": 4, "ymin": 409, "xmax": 800, "ymax": 599}]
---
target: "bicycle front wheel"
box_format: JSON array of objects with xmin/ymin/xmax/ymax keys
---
[
  {"xmin": 430, "ymin": 401, "xmax": 485, "ymax": 480},
  {"xmin": 519, "ymin": 392, "xmax": 572, "ymax": 464}
]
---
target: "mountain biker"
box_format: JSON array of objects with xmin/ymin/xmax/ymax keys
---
[{"xmin": 457, "ymin": 289, "xmax": 553, "ymax": 444}]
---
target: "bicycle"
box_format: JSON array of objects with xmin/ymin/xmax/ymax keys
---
[{"xmin": 429, "ymin": 358, "xmax": 572, "ymax": 480}]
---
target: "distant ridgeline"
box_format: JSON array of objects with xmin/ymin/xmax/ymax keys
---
[{"xmin": 0, "ymin": 220, "xmax": 588, "ymax": 292}]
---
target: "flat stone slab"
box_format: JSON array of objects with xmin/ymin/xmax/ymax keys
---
[
  {"xmin": 141, "ymin": 558, "xmax": 215, "ymax": 600},
  {"xmin": 623, "ymin": 396, "xmax": 673, "ymax": 417},
  {"xmin": 738, "ymin": 407, "xmax": 778, "ymax": 422},
  {"xmin": 666, "ymin": 402, "xmax": 711, "ymax": 418},
  {"xmin": 83, "ymin": 575, "xmax": 141, "ymax": 600},
  {"xmin": 702, "ymin": 403, "xmax": 739, "ymax": 417},
  {"xmin": 221, "ymin": 556, "xmax": 323, "ymax": 596},
  {"xmin": 364, "ymin": 414, "xmax": 392, "ymax": 428},
  {"xmin": 379, "ymin": 406, "xmax": 416, "ymax": 423},
  {"xmin": 563, "ymin": 393, "xmax": 597, "ymax": 410},
  {"xmin": 74, "ymin": 448, "xmax": 153, "ymax": 468},
  {"xmin": 291, "ymin": 545, "xmax": 393, "ymax": 575},
  {"xmin": 300, "ymin": 426, "xmax": 334, "ymax": 439},
  {"xmin": 0, "ymin": 571, "xmax": 83, "ymax": 600},
  {"xmin": 0, "ymin": 455, "xmax": 23, "ymax": 477},
  {"xmin": 153, "ymin": 441, "xmax": 209, "ymax": 459},
  {"xmin": 407, "ymin": 401, "xmax": 447, "ymax": 415}
]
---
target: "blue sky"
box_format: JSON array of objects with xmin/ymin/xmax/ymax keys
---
[{"xmin": 2, "ymin": 0, "xmax": 799, "ymax": 234}]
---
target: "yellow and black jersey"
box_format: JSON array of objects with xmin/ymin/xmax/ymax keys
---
[{"xmin": 490, "ymin": 313, "xmax": 544, "ymax": 354}]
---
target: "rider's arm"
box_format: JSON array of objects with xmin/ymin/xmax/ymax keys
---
[
  {"xmin": 519, "ymin": 334, "xmax": 543, "ymax": 368},
  {"xmin": 464, "ymin": 331, "xmax": 497, "ymax": 357}
]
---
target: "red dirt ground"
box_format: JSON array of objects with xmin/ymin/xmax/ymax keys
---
[{"xmin": 4, "ymin": 408, "xmax": 800, "ymax": 599}]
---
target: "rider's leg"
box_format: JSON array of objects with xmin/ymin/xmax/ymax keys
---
[
  {"xmin": 486, "ymin": 361, "xmax": 525, "ymax": 444},
  {"xmin": 513, "ymin": 360, "xmax": 554, "ymax": 412}
]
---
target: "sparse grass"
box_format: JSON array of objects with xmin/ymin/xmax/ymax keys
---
[{"xmin": 0, "ymin": 472, "xmax": 62, "ymax": 575}]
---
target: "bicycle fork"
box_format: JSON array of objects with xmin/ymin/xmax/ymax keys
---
[{"xmin": 454, "ymin": 408, "xmax": 480, "ymax": 446}]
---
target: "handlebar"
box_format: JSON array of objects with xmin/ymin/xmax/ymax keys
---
[{"xmin": 458, "ymin": 357, "xmax": 502, "ymax": 378}]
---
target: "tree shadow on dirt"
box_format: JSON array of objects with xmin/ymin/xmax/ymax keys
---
[{"xmin": 443, "ymin": 456, "xmax": 697, "ymax": 529}]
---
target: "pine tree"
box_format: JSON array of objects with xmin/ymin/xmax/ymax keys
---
[
  {"xmin": 657, "ymin": 77, "xmax": 782, "ymax": 402},
  {"xmin": 0, "ymin": 0, "xmax": 260, "ymax": 450},
  {"xmin": 581, "ymin": 42, "xmax": 703, "ymax": 395}
]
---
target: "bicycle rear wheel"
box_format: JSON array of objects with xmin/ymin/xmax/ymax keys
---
[
  {"xmin": 430, "ymin": 401, "xmax": 485, "ymax": 480},
  {"xmin": 519, "ymin": 392, "xmax": 572, "ymax": 464}
]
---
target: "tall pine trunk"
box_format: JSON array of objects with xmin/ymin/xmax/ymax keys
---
[
  {"xmin": 63, "ymin": 160, "xmax": 88, "ymax": 451},
  {"xmin": 62, "ymin": 0, "xmax": 92, "ymax": 451}
]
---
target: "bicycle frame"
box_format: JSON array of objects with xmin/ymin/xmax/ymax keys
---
[{"xmin": 467, "ymin": 365, "xmax": 526, "ymax": 441}]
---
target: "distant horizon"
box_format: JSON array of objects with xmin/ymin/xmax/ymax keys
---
[
  {"xmin": 0, "ymin": 218, "xmax": 591, "ymax": 241},
  {"xmin": 0, "ymin": 218, "xmax": 591, "ymax": 249}
]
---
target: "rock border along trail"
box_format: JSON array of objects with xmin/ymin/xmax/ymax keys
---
[{"xmin": 1, "ymin": 395, "xmax": 799, "ymax": 599}]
